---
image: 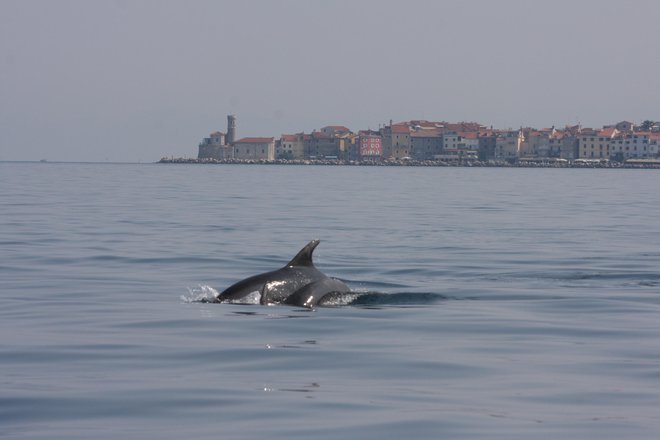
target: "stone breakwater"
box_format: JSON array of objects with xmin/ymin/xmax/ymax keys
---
[{"xmin": 158, "ymin": 157, "xmax": 660, "ymax": 169}]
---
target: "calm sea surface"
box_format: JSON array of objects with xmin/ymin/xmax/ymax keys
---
[{"xmin": 2, "ymin": 162, "xmax": 660, "ymax": 439}]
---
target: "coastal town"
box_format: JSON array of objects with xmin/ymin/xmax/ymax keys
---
[{"xmin": 160, "ymin": 115, "xmax": 660, "ymax": 168}]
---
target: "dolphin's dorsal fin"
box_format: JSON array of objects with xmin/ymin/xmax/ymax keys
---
[{"xmin": 285, "ymin": 240, "xmax": 320, "ymax": 267}]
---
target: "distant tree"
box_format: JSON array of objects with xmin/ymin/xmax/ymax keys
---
[{"xmin": 639, "ymin": 120, "xmax": 655, "ymax": 131}]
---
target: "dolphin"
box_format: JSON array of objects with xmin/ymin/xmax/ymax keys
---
[{"xmin": 214, "ymin": 240, "xmax": 350, "ymax": 308}]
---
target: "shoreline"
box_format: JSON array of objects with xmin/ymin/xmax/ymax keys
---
[{"xmin": 157, "ymin": 157, "xmax": 660, "ymax": 169}]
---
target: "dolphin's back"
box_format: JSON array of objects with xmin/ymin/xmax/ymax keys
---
[
  {"xmin": 216, "ymin": 270, "xmax": 276, "ymax": 301},
  {"xmin": 215, "ymin": 240, "xmax": 349, "ymax": 307},
  {"xmin": 282, "ymin": 278, "xmax": 350, "ymax": 308}
]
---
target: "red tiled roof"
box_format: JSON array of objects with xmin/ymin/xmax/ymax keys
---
[
  {"xmin": 597, "ymin": 127, "xmax": 618, "ymax": 138},
  {"xmin": 459, "ymin": 132, "xmax": 479, "ymax": 140},
  {"xmin": 234, "ymin": 137, "xmax": 274, "ymax": 144},
  {"xmin": 411, "ymin": 129, "xmax": 442, "ymax": 138},
  {"xmin": 391, "ymin": 124, "xmax": 410, "ymax": 134},
  {"xmin": 410, "ymin": 120, "xmax": 446, "ymax": 129},
  {"xmin": 446, "ymin": 122, "xmax": 483, "ymax": 132},
  {"xmin": 280, "ymin": 134, "xmax": 299, "ymax": 142},
  {"xmin": 311, "ymin": 131, "xmax": 332, "ymax": 139}
]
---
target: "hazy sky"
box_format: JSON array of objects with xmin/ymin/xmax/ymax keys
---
[{"xmin": 1, "ymin": 0, "xmax": 658, "ymax": 162}]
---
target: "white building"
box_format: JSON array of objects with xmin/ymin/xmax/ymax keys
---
[{"xmin": 609, "ymin": 132, "xmax": 654, "ymax": 160}]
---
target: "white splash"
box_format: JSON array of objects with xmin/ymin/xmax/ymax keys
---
[
  {"xmin": 181, "ymin": 285, "xmax": 219, "ymax": 303},
  {"xmin": 319, "ymin": 292, "xmax": 361, "ymax": 307}
]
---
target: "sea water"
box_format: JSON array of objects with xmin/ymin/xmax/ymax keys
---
[{"xmin": 2, "ymin": 162, "xmax": 660, "ymax": 439}]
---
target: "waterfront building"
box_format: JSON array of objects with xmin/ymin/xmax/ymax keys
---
[
  {"xmin": 442, "ymin": 131, "xmax": 461, "ymax": 150},
  {"xmin": 197, "ymin": 114, "xmax": 238, "ymax": 160},
  {"xmin": 379, "ymin": 123, "xmax": 393, "ymax": 158},
  {"xmin": 304, "ymin": 131, "xmax": 341, "ymax": 159},
  {"xmin": 651, "ymin": 133, "xmax": 660, "ymax": 156},
  {"xmin": 520, "ymin": 129, "xmax": 548, "ymax": 158},
  {"xmin": 494, "ymin": 129, "xmax": 525, "ymax": 159},
  {"xmin": 576, "ymin": 128, "xmax": 596, "ymax": 159},
  {"xmin": 476, "ymin": 131, "xmax": 497, "ymax": 160},
  {"xmin": 278, "ymin": 133, "xmax": 305, "ymax": 160},
  {"xmin": 558, "ymin": 132, "xmax": 575, "ymax": 159},
  {"xmin": 557, "ymin": 126, "xmax": 580, "ymax": 160},
  {"xmin": 379, "ymin": 122, "xmax": 413, "ymax": 159},
  {"xmin": 609, "ymin": 132, "xmax": 654, "ymax": 160},
  {"xmin": 336, "ymin": 132, "xmax": 354, "ymax": 160},
  {"xmin": 519, "ymin": 128, "xmax": 576, "ymax": 160},
  {"xmin": 543, "ymin": 130, "xmax": 561, "ymax": 157},
  {"xmin": 548, "ymin": 131, "xmax": 577, "ymax": 160},
  {"xmin": 232, "ymin": 137, "xmax": 275, "ymax": 160},
  {"xmin": 198, "ymin": 131, "xmax": 232, "ymax": 160},
  {"xmin": 436, "ymin": 130, "xmax": 479, "ymax": 159},
  {"xmin": 457, "ymin": 132, "xmax": 480, "ymax": 151},
  {"xmin": 389, "ymin": 124, "xmax": 411, "ymax": 159},
  {"xmin": 357, "ymin": 131, "xmax": 384, "ymax": 160},
  {"xmin": 410, "ymin": 128, "xmax": 442, "ymax": 160},
  {"xmin": 578, "ymin": 127, "xmax": 617, "ymax": 159}
]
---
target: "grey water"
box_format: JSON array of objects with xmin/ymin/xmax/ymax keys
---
[{"xmin": 2, "ymin": 162, "xmax": 660, "ymax": 439}]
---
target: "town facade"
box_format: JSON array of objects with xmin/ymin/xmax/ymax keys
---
[{"xmin": 197, "ymin": 116, "xmax": 660, "ymax": 164}]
